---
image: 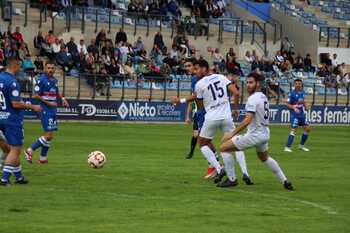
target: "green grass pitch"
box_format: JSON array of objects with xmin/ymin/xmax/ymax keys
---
[{"xmin": 0, "ymin": 122, "xmax": 349, "ymax": 233}]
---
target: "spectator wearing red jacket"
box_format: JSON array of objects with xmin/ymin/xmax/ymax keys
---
[{"xmin": 12, "ymin": 26, "xmax": 24, "ymax": 43}]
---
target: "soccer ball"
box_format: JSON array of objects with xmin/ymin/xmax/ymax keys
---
[{"xmin": 87, "ymin": 151, "xmax": 107, "ymax": 169}]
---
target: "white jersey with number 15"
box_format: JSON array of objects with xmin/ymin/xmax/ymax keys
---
[
  {"xmin": 195, "ymin": 74, "xmax": 232, "ymax": 121},
  {"xmin": 245, "ymin": 91, "xmax": 270, "ymax": 134}
]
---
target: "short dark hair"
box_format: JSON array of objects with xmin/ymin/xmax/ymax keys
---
[
  {"xmin": 247, "ymin": 72, "xmax": 265, "ymax": 82},
  {"xmin": 184, "ymin": 58, "xmax": 197, "ymax": 65},
  {"xmin": 45, "ymin": 60, "xmax": 56, "ymax": 66},
  {"xmin": 294, "ymin": 78, "xmax": 302, "ymax": 82},
  {"xmin": 196, "ymin": 59, "xmax": 209, "ymax": 70}
]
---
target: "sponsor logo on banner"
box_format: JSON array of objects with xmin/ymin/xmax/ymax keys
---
[{"xmin": 23, "ymin": 99, "xmax": 350, "ymax": 124}]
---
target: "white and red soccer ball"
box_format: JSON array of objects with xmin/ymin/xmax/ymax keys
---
[{"xmin": 87, "ymin": 151, "xmax": 107, "ymax": 169}]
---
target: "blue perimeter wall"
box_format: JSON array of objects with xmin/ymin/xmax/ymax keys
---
[{"xmin": 24, "ymin": 99, "xmax": 350, "ymax": 125}]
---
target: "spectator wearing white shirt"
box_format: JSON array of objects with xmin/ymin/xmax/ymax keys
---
[
  {"xmin": 52, "ymin": 38, "xmax": 61, "ymax": 54},
  {"xmin": 331, "ymin": 53, "xmax": 339, "ymax": 67},
  {"xmin": 77, "ymin": 39, "xmax": 88, "ymax": 55},
  {"xmin": 245, "ymin": 51, "xmax": 254, "ymax": 63}
]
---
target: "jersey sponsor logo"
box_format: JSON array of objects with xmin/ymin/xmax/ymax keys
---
[
  {"xmin": 34, "ymin": 85, "xmax": 40, "ymax": 92},
  {"xmin": 11, "ymin": 90, "xmax": 19, "ymax": 97}
]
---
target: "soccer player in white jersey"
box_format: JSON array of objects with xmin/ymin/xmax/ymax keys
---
[
  {"xmin": 220, "ymin": 73, "xmax": 294, "ymax": 190},
  {"xmin": 193, "ymin": 60, "xmax": 253, "ymax": 185}
]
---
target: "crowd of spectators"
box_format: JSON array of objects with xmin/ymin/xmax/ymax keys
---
[
  {"xmin": 0, "ymin": 26, "xmax": 44, "ymax": 92},
  {"xmin": 32, "ymin": 26, "xmax": 199, "ymax": 95}
]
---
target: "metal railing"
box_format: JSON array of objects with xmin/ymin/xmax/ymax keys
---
[
  {"xmin": 19, "ymin": 72, "xmax": 350, "ymax": 106},
  {"xmin": 0, "ymin": 3, "xmax": 282, "ymax": 55},
  {"xmin": 319, "ymin": 26, "xmax": 350, "ymax": 48}
]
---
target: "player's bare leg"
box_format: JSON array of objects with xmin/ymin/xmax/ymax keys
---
[
  {"xmin": 0, "ymin": 140, "xmax": 10, "ymax": 168},
  {"xmin": 299, "ymin": 125, "xmax": 311, "ymax": 152},
  {"xmin": 284, "ymin": 128, "xmax": 297, "ymax": 152},
  {"xmin": 1, "ymin": 146, "xmax": 28, "ymax": 186},
  {"xmin": 217, "ymin": 139, "xmax": 239, "ymax": 187},
  {"xmin": 198, "ymin": 136, "xmax": 224, "ymax": 183}
]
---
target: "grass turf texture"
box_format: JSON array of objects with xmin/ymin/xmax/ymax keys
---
[{"xmin": 0, "ymin": 122, "xmax": 349, "ymax": 233}]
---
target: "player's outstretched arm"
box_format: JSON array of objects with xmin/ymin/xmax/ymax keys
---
[
  {"xmin": 12, "ymin": 101, "xmax": 42, "ymax": 112},
  {"xmin": 171, "ymin": 94, "xmax": 197, "ymax": 105},
  {"xmin": 222, "ymin": 112, "xmax": 253, "ymax": 142}
]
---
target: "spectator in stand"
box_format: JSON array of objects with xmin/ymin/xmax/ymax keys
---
[
  {"xmin": 56, "ymin": 46, "xmax": 74, "ymax": 72},
  {"xmin": 245, "ymin": 50, "xmax": 254, "ymax": 64},
  {"xmin": 34, "ymin": 55, "xmax": 44, "ymax": 72},
  {"xmin": 96, "ymin": 28, "xmax": 107, "ymax": 47},
  {"xmin": 22, "ymin": 54, "xmax": 35, "ymax": 72},
  {"xmin": 87, "ymin": 38, "xmax": 99, "ymax": 58},
  {"xmin": 304, "ymin": 53, "xmax": 314, "ymax": 72},
  {"xmin": 226, "ymin": 55, "xmax": 242, "ymax": 76},
  {"xmin": 153, "ymin": 32, "xmax": 165, "ymax": 51},
  {"xmin": 77, "ymin": 39, "xmax": 88, "ymax": 55},
  {"xmin": 331, "ymin": 53, "xmax": 339, "ymax": 67},
  {"xmin": 12, "ymin": 26, "xmax": 24, "ymax": 44},
  {"xmin": 52, "ymin": 38, "xmax": 62, "ymax": 55},
  {"xmin": 170, "ymin": 44, "xmax": 179, "ymax": 62},
  {"xmin": 226, "ymin": 48, "xmax": 235, "ymax": 62},
  {"xmin": 168, "ymin": 0, "xmax": 182, "ymax": 17},
  {"xmin": 115, "ymin": 28, "xmax": 127, "ymax": 45},
  {"xmin": 0, "ymin": 47, "xmax": 4, "ymax": 66},
  {"xmin": 293, "ymin": 54, "xmax": 304, "ymax": 71},
  {"xmin": 325, "ymin": 53, "xmax": 332, "ymax": 67},
  {"xmin": 85, "ymin": 52, "xmax": 95, "ymax": 72},
  {"xmin": 317, "ymin": 64, "xmax": 330, "ymax": 78},
  {"xmin": 66, "ymin": 37, "xmax": 79, "ymax": 57},
  {"xmin": 275, "ymin": 51, "xmax": 284, "ymax": 64},
  {"xmin": 212, "ymin": 48, "xmax": 225, "ymax": 72},
  {"xmin": 18, "ymin": 42, "xmax": 29, "ymax": 61},
  {"xmin": 45, "ymin": 30, "xmax": 56, "ymax": 45},
  {"xmin": 133, "ymin": 36, "xmax": 145, "ymax": 55}
]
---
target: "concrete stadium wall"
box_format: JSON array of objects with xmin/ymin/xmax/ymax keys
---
[{"xmin": 270, "ymin": 8, "xmax": 319, "ymax": 63}]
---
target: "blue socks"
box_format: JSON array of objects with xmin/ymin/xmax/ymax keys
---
[
  {"xmin": 31, "ymin": 137, "xmax": 51, "ymax": 160},
  {"xmin": 1, "ymin": 165, "xmax": 24, "ymax": 182},
  {"xmin": 300, "ymin": 132, "xmax": 309, "ymax": 146},
  {"xmin": 1, "ymin": 165, "xmax": 12, "ymax": 182},
  {"xmin": 286, "ymin": 132, "xmax": 295, "ymax": 147}
]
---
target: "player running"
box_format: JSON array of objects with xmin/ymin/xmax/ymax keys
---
[
  {"xmin": 0, "ymin": 58, "xmax": 42, "ymax": 186},
  {"xmin": 192, "ymin": 60, "xmax": 253, "ymax": 185},
  {"xmin": 25, "ymin": 61, "xmax": 69, "ymax": 164},
  {"xmin": 220, "ymin": 72, "xmax": 293, "ymax": 190},
  {"xmin": 284, "ymin": 79, "xmax": 311, "ymax": 152}
]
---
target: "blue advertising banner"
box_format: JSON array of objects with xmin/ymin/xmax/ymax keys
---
[
  {"xmin": 24, "ymin": 99, "xmax": 187, "ymax": 122},
  {"xmin": 238, "ymin": 105, "xmax": 350, "ymax": 125},
  {"xmin": 24, "ymin": 99, "xmax": 350, "ymax": 125}
]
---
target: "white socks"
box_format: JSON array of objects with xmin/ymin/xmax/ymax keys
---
[
  {"xmin": 264, "ymin": 157, "xmax": 287, "ymax": 183},
  {"xmin": 200, "ymin": 146, "xmax": 222, "ymax": 173},
  {"xmin": 235, "ymin": 151, "xmax": 249, "ymax": 176},
  {"xmin": 221, "ymin": 152, "xmax": 236, "ymax": 181}
]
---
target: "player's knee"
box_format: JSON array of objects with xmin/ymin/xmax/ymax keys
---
[
  {"xmin": 305, "ymin": 127, "xmax": 311, "ymax": 133},
  {"xmin": 289, "ymin": 129, "xmax": 296, "ymax": 136},
  {"xmin": 257, "ymin": 152, "xmax": 268, "ymax": 162},
  {"xmin": 44, "ymin": 135, "xmax": 54, "ymax": 141},
  {"xmin": 193, "ymin": 130, "xmax": 199, "ymax": 137}
]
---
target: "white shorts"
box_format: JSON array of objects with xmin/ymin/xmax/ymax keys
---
[
  {"xmin": 200, "ymin": 118, "xmax": 234, "ymax": 139},
  {"xmin": 232, "ymin": 132, "xmax": 269, "ymax": 152}
]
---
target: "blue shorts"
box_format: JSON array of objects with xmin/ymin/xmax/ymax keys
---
[
  {"xmin": 291, "ymin": 115, "xmax": 309, "ymax": 128},
  {"xmin": 40, "ymin": 113, "xmax": 58, "ymax": 132},
  {"xmin": 0, "ymin": 124, "xmax": 24, "ymax": 146}
]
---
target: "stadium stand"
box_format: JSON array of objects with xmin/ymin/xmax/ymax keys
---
[{"xmin": 0, "ymin": 0, "xmax": 349, "ymax": 105}]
